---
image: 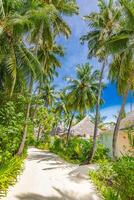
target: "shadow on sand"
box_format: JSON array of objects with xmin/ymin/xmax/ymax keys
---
[{"xmin": 16, "ymin": 187, "xmax": 98, "ymax": 200}]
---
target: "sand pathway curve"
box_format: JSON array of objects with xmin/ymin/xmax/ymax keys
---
[{"xmin": 2, "ymin": 147, "xmax": 100, "ymax": 200}]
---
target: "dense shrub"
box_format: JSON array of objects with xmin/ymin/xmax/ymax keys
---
[
  {"xmin": 90, "ymin": 156, "xmax": 134, "ymax": 200},
  {"xmin": 0, "ymin": 156, "xmax": 24, "ymax": 197},
  {"xmin": 0, "ymin": 97, "xmax": 33, "ymax": 165},
  {"xmin": 0, "ymin": 101, "xmax": 25, "ymax": 164},
  {"xmin": 0, "ymin": 126, "xmax": 22, "ymax": 164},
  {"xmin": 49, "ymin": 136, "xmax": 109, "ymax": 163},
  {"xmin": 112, "ymin": 156, "xmax": 134, "ymax": 200}
]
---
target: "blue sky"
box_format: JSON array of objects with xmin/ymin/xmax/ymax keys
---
[{"xmin": 55, "ymin": 0, "xmax": 133, "ymax": 122}]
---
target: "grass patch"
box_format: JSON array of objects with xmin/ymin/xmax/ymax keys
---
[
  {"xmin": 90, "ymin": 157, "xmax": 134, "ymax": 200},
  {"xmin": 0, "ymin": 155, "xmax": 25, "ymax": 198},
  {"xmin": 36, "ymin": 136, "xmax": 109, "ymax": 164}
]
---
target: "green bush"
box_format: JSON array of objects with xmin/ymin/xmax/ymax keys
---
[
  {"xmin": 50, "ymin": 136, "xmax": 66, "ymax": 153},
  {"xmin": 49, "ymin": 136, "xmax": 109, "ymax": 163},
  {"xmin": 0, "ymin": 156, "xmax": 24, "ymax": 197},
  {"xmin": 0, "ymin": 97, "xmax": 35, "ymax": 165},
  {"xmin": 113, "ymin": 156, "xmax": 134, "ymax": 200},
  {"xmin": 90, "ymin": 156, "xmax": 134, "ymax": 200},
  {"xmin": 0, "ymin": 101, "xmax": 25, "ymax": 164},
  {"xmin": 0, "ymin": 125, "xmax": 23, "ymax": 164}
]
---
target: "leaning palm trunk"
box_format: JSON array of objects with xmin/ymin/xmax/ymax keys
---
[
  {"xmin": 66, "ymin": 114, "xmax": 75, "ymax": 144},
  {"xmin": 32, "ymin": 87, "xmax": 41, "ymax": 120},
  {"xmin": 112, "ymin": 86, "xmax": 129, "ymax": 158},
  {"xmin": 17, "ymin": 77, "xmax": 33, "ymax": 156},
  {"xmin": 37, "ymin": 124, "xmax": 42, "ymax": 142},
  {"xmin": 87, "ymin": 61, "xmax": 105, "ymax": 163}
]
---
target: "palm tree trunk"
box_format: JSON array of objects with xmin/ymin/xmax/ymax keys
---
[
  {"xmin": 17, "ymin": 76, "xmax": 33, "ymax": 156},
  {"xmin": 37, "ymin": 124, "xmax": 42, "ymax": 141},
  {"xmin": 32, "ymin": 86, "xmax": 41, "ymax": 120},
  {"xmin": 66, "ymin": 114, "xmax": 75, "ymax": 144},
  {"xmin": 112, "ymin": 87, "xmax": 129, "ymax": 158},
  {"xmin": 87, "ymin": 61, "xmax": 105, "ymax": 163}
]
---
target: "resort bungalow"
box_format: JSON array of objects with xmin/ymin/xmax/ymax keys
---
[
  {"xmin": 70, "ymin": 116, "xmax": 102, "ymax": 138},
  {"xmin": 100, "ymin": 111, "xmax": 134, "ymax": 157},
  {"xmin": 117, "ymin": 111, "xmax": 134, "ymax": 156}
]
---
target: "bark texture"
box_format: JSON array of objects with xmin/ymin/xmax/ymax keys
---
[
  {"xmin": 87, "ymin": 61, "xmax": 105, "ymax": 163},
  {"xmin": 66, "ymin": 114, "xmax": 75, "ymax": 144},
  {"xmin": 112, "ymin": 87, "xmax": 129, "ymax": 158},
  {"xmin": 17, "ymin": 77, "xmax": 33, "ymax": 156}
]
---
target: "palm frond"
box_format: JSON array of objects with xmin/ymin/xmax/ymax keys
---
[{"xmin": 0, "ymin": 0, "xmax": 5, "ymax": 19}]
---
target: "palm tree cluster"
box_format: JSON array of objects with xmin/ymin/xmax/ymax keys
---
[
  {"xmin": 81, "ymin": 0, "xmax": 134, "ymax": 160},
  {"xmin": 0, "ymin": 0, "xmax": 79, "ymax": 155},
  {"xmin": 1, "ymin": 0, "xmax": 134, "ymax": 163}
]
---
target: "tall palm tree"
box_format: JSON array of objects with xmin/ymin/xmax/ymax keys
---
[
  {"xmin": 28, "ymin": 0, "xmax": 78, "ymax": 121},
  {"xmin": 0, "ymin": 0, "xmax": 41, "ymax": 96},
  {"xmin": 81, "ymin": 0, "xmax": 120, "ymax": 162},
  {"xmin": 42, "ymin": 83, "xmax": 57, "ymax": 107},
  {"xmin": 16, "ymin": 0, "xmax": 78, "ymax": 155},
  {"xmin": 32, "ymin": 43, "xmax": 64, "ymax": 119},
  {"xmin": 109, "ymin": 51, "xmax": 134, "ymax": 158},
  {"xmin": 89, "ymin": 113, "xmax": 107, "ymax": 129},
  {"xmin": 65, "ymin": 63, "xmax": 100, "ymax": 142},
  {"xmin": 107, "ymin": 0, "xmax": 134, "ymax": 158}
]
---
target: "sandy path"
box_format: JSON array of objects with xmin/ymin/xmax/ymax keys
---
[{"xmin": 2, "ymin": 147, "xmax": 100, "ymax": 200}]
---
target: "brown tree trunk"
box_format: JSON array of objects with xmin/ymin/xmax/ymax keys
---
[
  {"xmin": 87, "ymin": 61, "xmax": 105, "ymax": 163},
  {"xmin": 37, "ymin": 124, "xmax": 42, "ymax": 141},
  {"xmin": 16, "ymin": 77, "xmax": 33, "ymax": 156},
  {"xmin": 66, "ymin": 114, "xmax": 75, "ymax": 144},
  {"xmin": 32, "ymin": 85, "xmax": 41, "ymax": 120},
  {"xmin": 112, "ymin": 87, "xmax": 129, "ymax": 158}
]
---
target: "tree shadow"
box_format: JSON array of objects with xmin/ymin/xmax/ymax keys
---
[
  {"xmin": 42, "ymin": 165, "xmax": 72, "ymax": 171},
  {"xmin": 15, "ymin": 188, "xmax": 96, "ymax": 200},
  {"xmin": 27, "ymin": 153, "xmax": 56, "ymax": 162},
  {"xmin": 68, "ymin": 173, "xmax": 88, "ymax": 183}
]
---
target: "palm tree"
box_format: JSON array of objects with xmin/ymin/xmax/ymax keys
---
[
  {"xmin": 109, "ymin": 50, "xmax": 134, "ymax": 158},
  {"xmin": 42, "ymin": 83, "xmax": 57, "ymax": 107},
  {"xmin": 81, "ymin": 0, "xmax": 120, "ymax": 162},
  {"xmin": 0, "ymin": 0, "xmax": 41, "ymax": 96},
  {"xmin": 28, "ymin": 0, "xmax": 78, "ymax": 121},
  {"xmin": 32, "ymin": 43, "xmax": 64, "ymax": 120},
  {"xmin": 16, "ymin": 0, "xmax": 78, "ymax": 155},
  {"xmin": 89, "ymin": 113, "xmax": 107, "ymax": 129},
  {"xmin": 65, "ymin": 63, "xmax": 100, "ymax": 142},
  {"xmin": 0, "ymin": 1, "xmax": 43, "ymax": 156},
  {"xmin": 106, "ymin": 0, "xmax": 134, "ymax": 158}
]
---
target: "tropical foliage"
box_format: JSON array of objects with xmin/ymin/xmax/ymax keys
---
[
  {"xmin": 0, "ymin": 0, "xmax": 134, "ymax": 199},
  {"xmin": 90, "ymin": 156, "xmax": 134, "ymax": 200}
]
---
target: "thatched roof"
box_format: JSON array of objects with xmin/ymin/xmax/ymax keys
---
[
  {"xmin": 120, "ymin": 111, "xmax": 134, "ymax": 130},
  {"xmin": 71, "ymin": 116, "xmax": 102, "ymax": 138}
]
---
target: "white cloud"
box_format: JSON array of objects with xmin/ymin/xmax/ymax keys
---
[{"xmin": 100, "ymin": 103, "xmax": 132, "ymax": 122}]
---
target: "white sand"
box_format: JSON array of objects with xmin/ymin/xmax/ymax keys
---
[{"xmin": 2, "ymin": 147, "xmax": 101, "ymax": 200}]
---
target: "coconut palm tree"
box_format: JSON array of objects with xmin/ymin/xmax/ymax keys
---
[
  {"xmin": 28, "ymin": 0, "xmax": 78, "ymax": 121},
  {"xmin": 89, "ymin": 113, "xmax": 107, "ymax": 129},
  {"xmin": 16, "ymin": 0, "xmax": 78, "ymax": 155},
  {"xmin": 42, "ymin": 83, "xmax": 57, "ymax": 107},
  {"xmin": 106, "ymin": 0, "xmax": 134, "ymax": 158},
  {"xmin": 0, "ymin": 0, "xmax": 42, "ymax": 96},
  {"xmin": 81, "ymin": 0, "xmax": 120, "ymax": 162},
  {"xmin": 109, "ymin": 50, "xmax": 134, "ymax": 158},
  {"xmin": 65, "ymin": 63, "xmax": 100, "ymax": 142}
]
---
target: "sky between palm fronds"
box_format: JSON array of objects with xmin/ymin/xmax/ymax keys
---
[{"xmin": 54, "ymin": 0, "xmax": 133, "ymax": 122}]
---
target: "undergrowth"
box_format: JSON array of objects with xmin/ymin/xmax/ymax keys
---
[
  {"xmin": 90, "ymin": 157, "xmax": 134, "ymax": 200},
  {"xmin": 0, "ymin": 155, "xmax": 25, "ymax": 198}
]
